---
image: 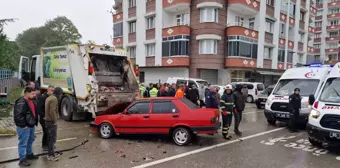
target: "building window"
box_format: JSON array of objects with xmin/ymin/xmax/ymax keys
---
[
  {"xmin": 231, "ymin": 70, "xmax": 245, "ymax": 82},
  {"xmin": 328, "ymin": 43, "xmax": 337, "ymax": 48},
  {"xmin": 299, "ymin": 33, "xmax": 305, "ymax": 42},
  {"xmin": 287, "ymin": 50, "xmax": 293, "ymax": 63},
  {"xmin": 329, "ymin": 20, "xmax": 339, "ymax": 26},
  {"xmin": 266, "ymin": 0, "xmax": 274, "ymax": 6},
  {"xmin": 314, "ymin": 44, "xmax": 320, "ymax": 49},
  {"xmin": 227, "ymin": 35, "xmax": 258, "ymax": 59},
  {"xmin": 128, "ymin": 46, "xmax": 136, "ymax": 58},
  {"xmin": 280, "ymin": 1, "xmax": 288, "ymax": 13},
  {"xmin": 129, "ymin": 21, "xmax": 136, "ymax": 33},
  {"xmin": 162, "ymin": 35, "xmax": 190, "ymax": 57},
  {"xmin": 146, "ymin": 16, "xmax": 155, "ymax": 30},
  {"xmin": 264, "ymin": 47, "xmax": 272, "ymax": 59},
  {"xmin": 298, "ymin": 54, "xmax": 303, "ymax": 63},
  {"xmin": 279, "ymin": 23, "xmax": 286, "ymax": 38},
  {"xmin": 329, "ymin": 54, "xmax": 338, "ymax": 60},
  {"xmin": 317, "ymin": 10, "xmax": 323, "ymax": 16},
  {"xmin": 265, "ymin": 19, "xmax": 274, "ymax": 33},
  {"xmin": 314, "ymin": 33, "xmax": 321, "ymax": 38},
  {"xmin": 129, "ymin": 0, "xmax": 136, "ymax": 8},
  {"xmin": 200, "ymin": 8, "xmax": 218, "ymax": 23},
  {"xmin": 329, "ymin": 8, "xmax": 340, "ymax": 14},
  {"xmin": 300, "ymin": 12, "xmax": 305, "ymax": 21},
  {"xmin": 199, "ymin": 40, "xmax": 217, "ymax": 54},
  {"xmin": 146, "ymin": 43, "xmax": 155, "ymax": 56},
  {"xmin": 249, "ymin": 18, "xmax": 255, "ymax": 29},
  {"xmin": 113, "ymin": 22, "xmax": 123, "ymax": 38},
  {"xmin": 176, "ymin": 13, "xmax": 189, "ymax": 26},
  {"xmin": 289, "ymin": 3, "xmax": 296, "ymax": 16},
  {"xmin": 315, "ymin": 21, "xmax": 322, "ymax": 27},
  {"xmin": 235, "ymin": 16, "xmax": 244, "ymax": 26},
  {"xmin": 329, "ymin": 31, "xmax": 339, "ymax": 37},
  {"xmin": 278, "ymin": 46, "xmax": 285, "ymax": 62}
]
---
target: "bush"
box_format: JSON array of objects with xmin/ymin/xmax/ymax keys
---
[
  {"xmin": 7, "ymin": 87, "xmax": 22, "ymax": 103},
  {"xmin": 0, "ymin": 128, "xmax": 16, "ymax": 135}
]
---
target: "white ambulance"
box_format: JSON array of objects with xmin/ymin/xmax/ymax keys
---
[
  {"xmin": 264, "ymin": 63, "xmax": 332, "ymax": 125},
  {"xmin": 307, "ymin": 62, "xmax": 340, "ymax": 146}
]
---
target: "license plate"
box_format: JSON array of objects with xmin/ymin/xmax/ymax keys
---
[
  {"xmin": 275, "ymin": 113, "xmax": 290, "ymax": 118},
  {"xmin": 329, "ymin": 132, "xmax": 340, "ymax": 139}
]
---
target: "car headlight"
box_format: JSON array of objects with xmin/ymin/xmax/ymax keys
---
[
  {"xmin": 310, "ymin": 110, "xmax": 320, "ymax": 119},
  {"xmin": 301, "ymin": 103, "xmax": 310, "ymax": 109}
]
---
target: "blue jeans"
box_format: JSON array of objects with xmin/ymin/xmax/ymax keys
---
[{"xmin": 16, "ymin": 127, "xmax": 35, "ymax": 161}]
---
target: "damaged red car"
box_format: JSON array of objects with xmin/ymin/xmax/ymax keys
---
[{"xmin": 90, "ymin": 97, "xmax": 220, "ymax": 146}]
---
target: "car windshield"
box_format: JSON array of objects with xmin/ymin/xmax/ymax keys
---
[
  {"xmin": 319, "ymin": 78, "xmax": 340, "ymax": 103},
  {"xmin": 257, "ymin": 84, "xmax": 265, "ymax": 91},
  {"xmin": 196, "ymin": 80, "xmax": 208, "ymax": 86},
  {"xmin": 180, "ymin": 98, "xmax": 199, "ymax": 109},
  {"xmin": 272, "ymin": 79, "xmax": 320, "ymax": 96},
  {"xmin": 261, "ymin": 87, "xmax": 274, "ymax": 95}
]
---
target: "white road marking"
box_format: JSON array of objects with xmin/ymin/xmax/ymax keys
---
[
  {"xmin": 132, "ymin": 127, "xmax": 285, "ymax": 168},
  {"xmin": 336, "ymin": 156, "xmax": 340, "ymax": 161},
  {"xmin": 243, "ymin": 111, "xmax": 263, "ymax": 115},
  {"xmin": 0, "ymin": 137, "xmax": 77, "ymax": 151}
]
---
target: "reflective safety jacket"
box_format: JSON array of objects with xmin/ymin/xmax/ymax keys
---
[
  {"xmin": 139, "ymin": 85, "xmax": 146, "ymax": 98},
  {"xmin": 149, "ymin": 88, "xmax": 158, "ymax": 98},
  {"xmin": 220, "ymin": 93, "xmax": 235, "ymax": 114}
]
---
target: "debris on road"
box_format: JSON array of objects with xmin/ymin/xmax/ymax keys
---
[
  {"xmin": 163, "ymin": 151, "xmax": 167, "ymax": 154},
  {"xmin": 69, "ymin": 156, "xmax": 79, "ymax": 159},
  {"xmin": 143, "ymin": 157, "xmax": 154, "ymax": 161},
  {"xmin": 121, "ymin": 155, "xmax": 126, "ymax": 158},
  {"xmin": 130, "ymin": 160, "xmax": 139, "ymax": 163}
]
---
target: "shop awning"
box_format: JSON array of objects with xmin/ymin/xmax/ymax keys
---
[{"xmin": 257, "ymin": 70, "xmax": 283, "ymax": 76}]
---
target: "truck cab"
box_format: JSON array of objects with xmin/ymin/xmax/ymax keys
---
[{"xmin": 264, "ymin": 63, "xmax": 332, "ymax": 125}]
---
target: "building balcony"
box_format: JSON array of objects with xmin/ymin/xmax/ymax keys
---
[
  {"xmin": 308, "ymin": 26, "xmax": 315, "ymax": 34},
  {"xmin": 314, "ymin": 48, "xmax": 321, "ymax": 53},
  {"xmin": 228, "ymin": 0, "xmax": 260, "ymax": 15},
  {"xmin": 327, "ymin": 25, "xmax": 340, "ymax": 31},
  {"xmin": 146, "ymin": 0, "xmax": 156, "ymax": 13},
  {"xmin": 163, "ymin": 0, "xmax": 190, "ymax": 12},
  {"xmin": 328, "ymin": 13, "xmax": 340, "ymax": 19},
  {"xmin": 286, "ymin": 63, "xmax": 293, "ymax": 69},
  {"xmin": 113, "ymin": 37, "xmax": 123, "ymax": 47},
  {"xmin": 310, "ymin": 6, "xmax": 317, "ymax": 16},
  {"xmin": 299, "ymin": 20, "xmax": 305, "ymax": 30},
  {"xmin": 289, "ymin": 17, "xmax": 295, "ymax": 26},
  {"xmin": 325, "ymin": 48, "xmax": 339, "ymax": 54},
  {"xmin": 225, "ymin": 57, "xmax": 257, "ymax": 68},
  {"xmin": 280, "ymin": 13, "xmax": 287, "ymax": 22},
  {"xmin": 162, "ymin": 25, "xmax": 190, "ymax": 37},
  {"xmin": 316, "ymin": 4, "xmax": 323, "ymax": 9},
  {"xmin": 265, "ymin": 32, "xmax": 273, "ymax": 44},
  {"xmin": 314, "ymin": 37, "xmax": 321, "ymax": 43},
  {"xmin": 277, "ymin": 62, "xmax": 285, "ymax": 70},
  {"xmin": 263, "ymin": 59, "xmax": 272, "ymax": 69},
  {"xmin": 288, "ymin": 40, "xmax": 294, "ymax": 49},
  {"xmin": 315, "ymin": 27, "xmax": 322, "ymax": 32},
  {"xmin": 328, "ymin": 2, "xmax": 340, "ymax": 8},
  {"xmin": 113, "ymin": 12, "xmax": 123, "ymax": 22},
  {"xmin": 315, "ymin": 15, "xmax": 322, "ymax": 20},
  {"xmin": 128, "ymin": 7, "xmax": 136, "ymax": 18},
  {"xmin": 279, "ymin": 38, "xmax": 286, "ymax": 46},
  {"xmin": 128, "ymin": 33, "xmax": 136, "ymax": 43},
  {"xmin": 298, "ymin": 42, "xmax": 304, "ymax": 51},
  {"xmin": 226, "ymin": 24, "xmax": 258, "ymax": 39},
  {"xmin": 146, "ymin": 57, "xmax": 155, "ymax": 67},
  {"xmin": 266, "ymin": 4, "xmax": 274, "ymax": 18},
  {"xmin": 162, "ymin": 57, "xmax": 190, "ymax": 67},
  {"xmin": 326, "ymin": 36, "xmax": 340, "ymax": 42}
]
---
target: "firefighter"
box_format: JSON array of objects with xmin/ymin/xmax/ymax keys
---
[
  {"xmin": 220, "ymin": 85, "xmax": 234, "ymax": 140},
  {"xmin": 288, "ymin": 88, "xmax": 302, "ymax": 132}
]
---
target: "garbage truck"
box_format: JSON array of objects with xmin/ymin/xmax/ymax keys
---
[{"xmin": 18, "ymin": 44, "xmax": 139, "ymax": 121}]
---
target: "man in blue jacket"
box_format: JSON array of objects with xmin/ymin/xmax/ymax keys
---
[{"xmin": 205, "ymin": 87, "xmax": 219, "ymax": 109}]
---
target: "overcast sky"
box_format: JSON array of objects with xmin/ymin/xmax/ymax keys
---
[{"xmin": 0, "ymin": 0, "xmax": 114, "ymax": 45}]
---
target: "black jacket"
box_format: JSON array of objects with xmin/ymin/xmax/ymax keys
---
[
  {"xmin": 205, "ymin": 91, "xmax": 218, "ymax": 109},
  {"xmin": 37, "ymin": 93, "xmax": 48, "ymax": 119},
  {"xmin": 14, "ymin": 97, "xmax": 38, "ymax": 128},
  {"xmin": 143, "ymin": 87, "xmax": 151, "ymax": 97},
  {"xmin": 169, "ymin": 88, "xmax": 176, "ymax": 97},
  {"xmin": 160, "ymin": 91, "xmax": 170, "ymax": 97},
  {"xmin": 289, "ymin": 93, "xmax": 302, "ymax": 113},
  {"xmin": 234, "ymin": 91, "xmax": 245, "ymax": 112},
  {"xmin": 186, "ymin": 88, "xmax": 199, "ymax": 103},
  {"xmin": 220, "ymin": 92, "xmax": 235, "ymax": 113}
]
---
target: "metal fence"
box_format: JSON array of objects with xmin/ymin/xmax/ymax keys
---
[{"xmin": 0, "ymin": 68, "xmax": 21, "ymax": 93}]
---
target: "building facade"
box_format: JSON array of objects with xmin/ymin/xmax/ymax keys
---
[
  {"xmin": 313, "ymin": 0, "xmax": 340, "ymax": 65},
  {"xmin": 112, "ymin": 0, "xmax": 316, "ymax": 85}
]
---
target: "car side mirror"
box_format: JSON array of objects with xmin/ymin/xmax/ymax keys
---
[{"xmin": 308, "ymin": 94, "xmax": 315, "ymax": 105}]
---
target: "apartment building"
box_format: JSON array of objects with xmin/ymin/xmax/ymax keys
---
[
  {"xmin": 112, "ymin": 0, "xmax": 316, "ymax": 85},
  {"xmin": 313, "ymin": 0, "xmax": 340, "ymax": 64}
]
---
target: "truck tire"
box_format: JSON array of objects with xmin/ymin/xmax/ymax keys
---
[{"xmin": 60, "ymin": 95, "xmax": 75, "ymax": 121}]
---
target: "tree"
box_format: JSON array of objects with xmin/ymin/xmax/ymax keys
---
[
  {"xmin": 0, "ymin": 19, "xmax": 20, "ymax": 70},
  {"xmin": 45, "ymin": 16, "xmax": 82, "ymax": 44},
  {"xmin": 86, "ymin": 40, "xmax": 96, "ymax": 45}
]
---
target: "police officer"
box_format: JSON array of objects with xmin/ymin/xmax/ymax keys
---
[
  {"xmin": 288, "ymin": 88, "xmax": 302, "ymax": 132},
  {"xmin": 149, "ymin": 84, "xmax": 159, "ymax": 98},
  {"xmin": 220, "ymin": 85, "xmax": 234, "ymax": 139},
  {"xmin": 205, "ymin": 87, "xmax": 219, "ymax": 109}
]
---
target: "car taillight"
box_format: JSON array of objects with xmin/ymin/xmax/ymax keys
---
[
  {"xmin": 211, "ymin": 116, "xmax": 218, "ymax": 124},
  {"xmin": 313, "ymin": 101, "xmax": 319, "ymax": 109},
  {"xmin": 255, "ymin": 88, "xmax": 258, "ymax": 95},
  {"xmin": 89, "ymin": 63, "xmax": 94, "ymax": 75}
]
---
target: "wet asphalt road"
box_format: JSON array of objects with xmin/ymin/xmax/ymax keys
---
[{"xmin": 1, "ymin": 104, "xmax": 339, "ymax": 168}]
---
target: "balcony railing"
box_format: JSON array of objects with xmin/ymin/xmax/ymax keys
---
[
  {"xmin": 265, "ymin": 32, "xmax": 273, "ymax": 44},
  {"xmin": 299, "ymin": 20, "xmax": 305, "ymax": 30},
  {"xmin": 162, "ymin": 25, "xmax": 190, "ymax": 37},
  {"xmin": 266, "ymin": 4, "xmax": 274, "ymax": 18},
  {"xmin": 226, "ymin": 22, "xmax": 258, "ymax": 39}
]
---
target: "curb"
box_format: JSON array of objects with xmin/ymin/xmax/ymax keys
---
[{"xmin": 0, "ymin": 134, "xmax": 16, "ymax": 137}]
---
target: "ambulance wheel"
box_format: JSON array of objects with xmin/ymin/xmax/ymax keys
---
[
  {"xmin": 61, "ymin": 95, "xmax": 74, "ymax": 121},
  {"xmin": 309, "ymin": 138, "xmax": 322, "ymax": 147},
  {"xmin": 267, "ymin": 119, "xmax": 276, "ymax": 125}
]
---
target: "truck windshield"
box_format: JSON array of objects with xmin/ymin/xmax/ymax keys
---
[
  {"xmin": 272, "ymin": 79, "xmax": 319, "ymax": 96},
  {"xmin": 319, "ymin": 78, "xmax": 340, "ymax": 103}
]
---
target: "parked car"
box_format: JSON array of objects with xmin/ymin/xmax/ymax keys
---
[
  {"xmin": 90, "ymin": 97, "xmax": 220, "ymax": 146},
  {"xmin": 230, "ymin": 82, "xmax": 265, "ymax": 103},
  {"xmin": 255, "ymin": 85, "xmax": 275, "ymax": 109}
]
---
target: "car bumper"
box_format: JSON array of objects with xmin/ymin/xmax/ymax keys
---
[
  {"xmin": 255, "ymin": 99, "xmax": 266, "ymax": 107},
  {"xmin": 191, "ymin": 122, "xmax": 221, "ymax": 134},
  {"xmin": 90, "ymin": 122, "xmax": 99, "ymax": 131},
  {"xmin": 307, "ymin": 123, "xmax": 340, "ymax": 146},
  {"xmin": 264, "ymin": 109, "xmax": 308, "ymax": 123}
]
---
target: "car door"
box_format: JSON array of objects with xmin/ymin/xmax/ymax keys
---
[
  {"xmin": 149, "ymin": 100, "xmax": 180, "ymax": 134},
  {"xmin": 115, "ymin": 101, "xmax": 151, "ymax": 134}
]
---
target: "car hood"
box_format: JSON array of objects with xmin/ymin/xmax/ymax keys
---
[{"xmin": 96, "ymin": 102, "xmax": 131, "ymax": 116}]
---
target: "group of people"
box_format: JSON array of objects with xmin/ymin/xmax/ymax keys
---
[{"xmin": 14, "ymin": 81, "xmax": 63, "ymax": 167}]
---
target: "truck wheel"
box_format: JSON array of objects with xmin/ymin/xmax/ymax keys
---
[
  {"xmin": 61, "ymin": 95, "xmax": 74, "ymax": 121},
  {"xmin": 172, "ymin": 127, "xmax": 192, "ymax": 146},
  {"xmin": 267, "ymin": 119, "xmax": 276, "ymax": 125},
  {"xmin": 309, "ymin": 138, "xmax": 322, "ymax": 147}
]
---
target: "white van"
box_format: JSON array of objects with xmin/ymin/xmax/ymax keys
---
[
  {"xmin": 264, "ymin": 63, "xmax": 332, "ymax": 125},
  {"xmin": 166, "ymin": 77, "xmax": 208, "ymax": 100},
  {"xmin": 307, "ymin": 62, "xmax": 340, "ymax": 146},
  {"xmin": 231, "ymin": 82, "xmax": 265, "ymax": 103}
]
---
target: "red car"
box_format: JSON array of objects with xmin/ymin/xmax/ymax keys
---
[{"xmin": 90, "ymin": 97, "xmax": 220, "ymax": 146}]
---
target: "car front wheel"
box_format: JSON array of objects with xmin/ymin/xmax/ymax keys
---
[
  {"xmin": 99, "ymin": 123, "xmax": 114, "ymax": 139},
  {"xmin": 309, "ymin": 138, "xmax": 322, "ymax": 147},
  {"xmin": 172, "ymin": 127, "xmax": 192, "ymax": 146}
]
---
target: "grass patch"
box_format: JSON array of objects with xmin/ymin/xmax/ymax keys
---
[
  {"xmin": 0, "ymin": 104, "xmax": 12, "ymax": 118},
  {"xmin": 0, "ymin": 128, "xmax": 16, "ymax": 135},
  {"xmin": 0, "ymin": 87, "xmax": 21, "ymax": 118}
]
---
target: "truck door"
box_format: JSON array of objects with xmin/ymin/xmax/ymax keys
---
[
  {"xmin": 18, "ymin": 56, "xmax": 30, "ymax": 82},
  {"xmin": 30, "ymin": 56, "xmax": 37, "ymax": 81}
]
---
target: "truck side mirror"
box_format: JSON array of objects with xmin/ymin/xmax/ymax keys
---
[{"xmin": 308, "ymin": 94, "xmax": 315, "ymax": 105}]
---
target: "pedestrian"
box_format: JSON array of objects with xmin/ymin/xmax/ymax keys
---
[
  {"xmin": 233, "ymin": 84, "xmax": 245, "ymax": 136},
  {"xmin": 157, "ymin": 83, "xmax": 166, "ymax": 97},
  {"xmin": 149, "ymin": 84, "xmax": 159, "ymax": 97},
  {"xmin": 45, "ymin": 86, "xmax": 63, "ymax": 161},
  {"xmin": 220, "ymin": 85, "xmax": 234, "ymax": 140},
  {"xmin": 241, "ymin": 84, "xmax": 248, "ymax": 102},
  {"xmin": 139, "ymin": 83, "xmax": 146, "ymax": 98},
  {"xmin": 205, "ymin": 87, "xmax": 219, "ymax": 109},
  {"xmin": 169, "ymin": 83, "xmax": 177, "ymax": 96},
  {"xmin": 160, "ymin": 87, "xmax": 170, "ymax": 96},
  {"xmin": 156, "ymin": 83, "xmax": 161, "ymax": 90},
  {"xmin": 21, "ymin": 81, "xmax": 35, "ymax": 96},
  {"xmin": 186, "ymin": 85, "xmax": 199, "ymax": 105},
  {"xmin": 175, "ymin": 84, "xmax": 185, "ymax": 98},
  {"xmin": 288, "ymin": 88, "xmax": 302, "ymax": 132},
  {"xmin": 143, "ymin": 84, "xmax": 151, "ymax": 98},
  {"xmin": 14, "ymin": 87, "xmax": 39, "ymax": 167},
  {"xmin": 37, "ymin": 89, "xmax": 49, "ymax": 150}
]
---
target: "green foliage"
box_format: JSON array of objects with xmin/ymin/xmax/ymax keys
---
[
  {"xmin": 7, "ymin": 87, "xmax": 22, "ymax": 103},
  {"xmin": 86, "ymin": 40, "xmax": 96, "ymax": 45},
  {"xmin": 0, "ymin": 19, "xmax": 20, "ymax": 70},
  {"xmin": 15, "ymin": 16, "xmax": 82, "ymax": 57}
]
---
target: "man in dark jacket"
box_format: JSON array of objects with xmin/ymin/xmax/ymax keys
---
[
  {"xmin": 37, "ymin": 90, "xmax": 49, "ymax": 150},
  {"xmin": 288, "ymin": 88, "xmax": 302, "ymax": 132},
  {"xmin": 143, "ymin": 87, "xmax": 151, "ymax": 97},
  {"xmin": 205, "ymin": 87, "xmax": 219, "ymax": 109},
  {"xmin": 169, "ymin": 83, "xmax": 177, "ymax": 96},
  {"xmin": 220, "ymin": 85, "xmax": 234, "ymax": 139},
  {"xmin": 160, "ymin": 87, "xmax": 170, "ymax": 96},
  {"xmin": 14, "ymin": 87, "xmax": 39, "ymax": 167},
  {"xmin": 186, "ymin": 85, "xmax": 200, "ymax": 105},
  {"xmin": 233, "ymin": 84, "xmax": 245, "ymax": 136}
]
